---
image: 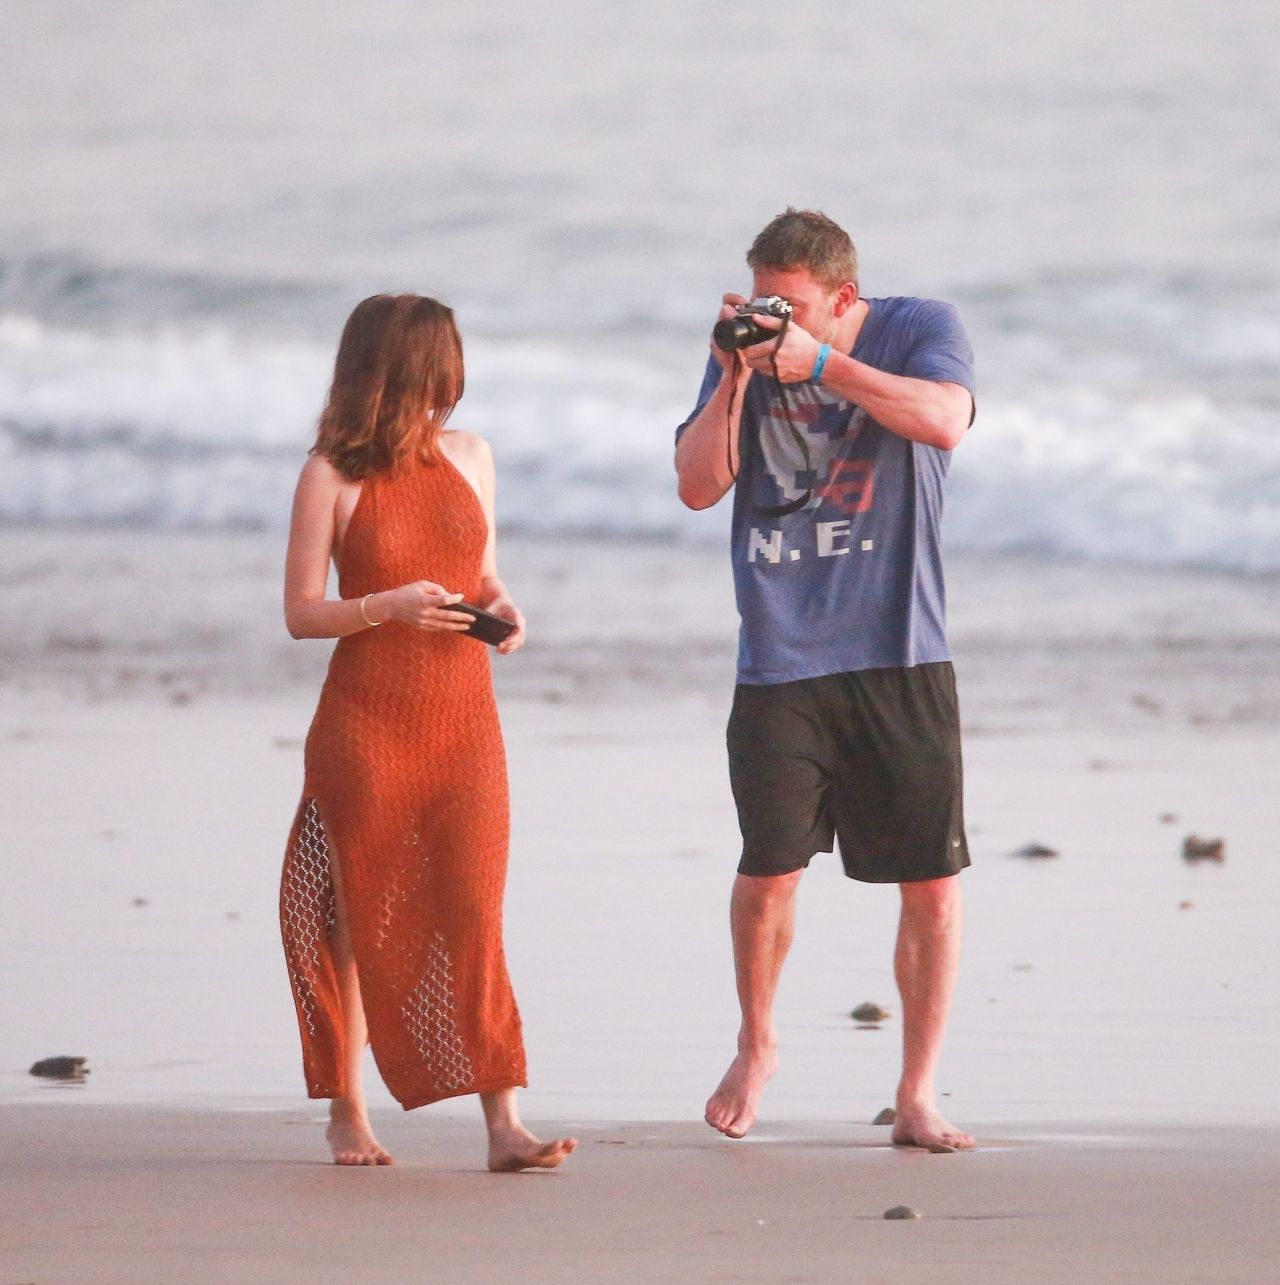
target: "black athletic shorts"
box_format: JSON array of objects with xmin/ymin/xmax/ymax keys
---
[{"xmin": 726, "ymin": 662, "xmax": 970, "ymax": 883}]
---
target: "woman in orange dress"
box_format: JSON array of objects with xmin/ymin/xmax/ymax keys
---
[{"xmin": 279, "ymin": 294, "xmax": 575, "ymax": 1171}]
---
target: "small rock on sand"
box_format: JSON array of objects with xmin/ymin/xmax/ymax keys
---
[
  {"xmin": 1179, "ymin": 900, "xmax": 1195, "ymax": 910},
  {"xmin": 929, "ymin": 1142, "xmax": 957, "ymax": 1154},
  {"xmin": 30, "ymin": 1056, "xmax": 88, "ymax": 1081},
  {"xmin": 851, "ymin": 1002, "xmax": 891, "ymax": 1023},
  {"xmin": 883, "ymin": 1205, "xmax": 921, "ymax": 1220},
  {"xmin": 1182, "ymin": 834, "xmax": 1225, "ymax": 862},
  {"xmin": 132, "ymin": 897, "xmax": 149, "ymax": 907},
  {"xmin": 1014, "ymin": 842, "xmax": 1059, "ymax": 859},
  {"xmin": 872, "ymin": 1107, "xmax": 896, "ymax": 1126},
  {"xmin": 1159, "ymin": 812, "xmax": 1178, "ymax": 824}
]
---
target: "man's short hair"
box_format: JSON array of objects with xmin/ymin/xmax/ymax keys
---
[{"xmin": 747, "ymin": 208, "xmax": 858, "ymax": 292}]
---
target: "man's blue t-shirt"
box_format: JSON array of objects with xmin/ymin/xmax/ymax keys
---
[{"xmin": 677, "ymin": 296, "xmax": 976, "ymax": 686}]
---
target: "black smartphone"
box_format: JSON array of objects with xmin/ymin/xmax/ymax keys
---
[{"xmin": 450, "ymin": 601, "xmax": 518, "ymax": 646}]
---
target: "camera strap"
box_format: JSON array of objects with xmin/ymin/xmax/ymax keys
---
[
  {"xmin": 723, "ymin": 317, "xmax": 813, "ymax": 517},
  {"xmin": 753, "ymin": 331, "xmax": 812, "ymax": 518}
]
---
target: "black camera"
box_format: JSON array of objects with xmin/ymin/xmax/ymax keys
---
[{"xmin": 712, "ymin": 295, "xmax": 793, "ymax": 351}]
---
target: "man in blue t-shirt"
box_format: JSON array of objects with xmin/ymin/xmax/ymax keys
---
[{"xmin": 675, "ymin": 208, "xmax": 976, "ymax": 1150}]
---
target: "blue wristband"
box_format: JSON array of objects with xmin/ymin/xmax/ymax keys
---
[{"xmin": 811, "ymin": 343, "xmax": 831, "ymax": 382}]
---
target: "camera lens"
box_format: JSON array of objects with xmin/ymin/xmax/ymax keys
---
[{"xmin": 713, "ymin": 316, "xmax": 776, "ymax": 351}]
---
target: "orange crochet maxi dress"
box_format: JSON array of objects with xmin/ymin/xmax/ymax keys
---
[{"xmin": 279, "ymin": 456, "xmax": 527, "ymax": 1110}]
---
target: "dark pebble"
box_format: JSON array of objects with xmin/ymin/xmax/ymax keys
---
[
  {"xmin": 883, "ymin": 1205, "xmax": 921, "ymax": 1220},
  {"xmin": 872, "ymin": 1107, "xmax": 896, "ymax": 1126},
  {"xmin": 1014, "ymin": 842, "xmax": 1059, "ymax": 859},
  {"xmin": 1182, "ymin": 834, "xmax": 1225, "ymax": 862},
  {"xmin": 30, "ymin": 1056, "xmax": 88, "ymax": 1080},
  {"xmin": 851, "ymin": 1002, "xmax": 891, "ymax": 1023}
]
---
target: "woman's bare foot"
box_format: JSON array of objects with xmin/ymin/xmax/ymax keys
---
[
  {"xmin": 891, "ymin": 1100, "xmax": 975, "ymax": 1151},
  {"xmin": 486, "ymin": 1125, "xmax": 577, "ymax": 1173},
  {"xmin": 705, "ymin": 1046, "xmax": 778, "ymax": 1139},
  {"xmin": 326, "ymin": 1101, "xmax": 394, "ymax": 1166}
]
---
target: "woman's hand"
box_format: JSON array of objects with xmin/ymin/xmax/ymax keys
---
[
  {"xmin": 373, "ymin": 581, "xmax": 473, "ymax": 632},
  {"xmin": 482, "ymin": 591, "xmax": 526, "ymax": 655}
]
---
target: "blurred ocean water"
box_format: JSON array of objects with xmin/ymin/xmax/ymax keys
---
[{"xmin": 1, "ymin": 0, "xmax": 1277, "ymax": 568}]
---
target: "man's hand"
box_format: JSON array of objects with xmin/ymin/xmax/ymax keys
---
[
  {"xmin": 739, "ymin": 313, "xmax": 821, "ymax": 383},
  {"xmin": 711, "ymin": 293, "xmax": 749, "ymax": 371}
]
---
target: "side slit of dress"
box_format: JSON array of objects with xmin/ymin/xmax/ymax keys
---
[{"xmin": 280, "ymin": 796, "xmax": 346, "ymax": 1099}]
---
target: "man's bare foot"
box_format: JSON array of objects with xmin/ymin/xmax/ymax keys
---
[
  {"xmin": 891, "ymin": 1100, "xmax": 975, "ymax": 1151},
  {"xmin": 705, "ymin": 1047, "xmax": 777, "ymax": 1139},
  {"xmin": 326, "ymin": 1104, "xmax": 394, "ymax": 1166},
  {"xmin": 487, "ymin": 1126, "xmax": 577, "ymax": 1173}
]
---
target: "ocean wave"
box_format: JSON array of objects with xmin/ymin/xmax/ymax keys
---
[
  {"xmin": 949, "ymin": 392, "xmax": 1280, "ymax": 571},
  {"xmin": 2, "ymin": 311, "xmax": 1277, "ymax": 570}
]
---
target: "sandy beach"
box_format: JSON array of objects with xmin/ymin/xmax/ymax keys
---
[
  {"xmin": 6, "ymin": 1108, "xmax": 1280, "ymax": 1284},
  {"xmin": 3, "ymin": 529, "xmax": 1279, "ymax": 1281}
]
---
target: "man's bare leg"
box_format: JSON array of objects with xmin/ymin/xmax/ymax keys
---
[
  {"xmin": 325, "ymin": 853, "xmax": 393, "ymax": 1166},
  {"xmin": 705, "ymin": 869, "xmax": 803, "ymax": 1138},
  {"xmin": 480, "ymin": 1090, "xmax": 577, "ymax": 1173},
  {"xmin": 891, "ymin": 874, "xmax": 974, "ymax": 1150}
]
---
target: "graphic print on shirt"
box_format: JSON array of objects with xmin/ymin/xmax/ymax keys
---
[{"xmin": 752, "ymin": 383, "xmax": 877, "ymax": 532}]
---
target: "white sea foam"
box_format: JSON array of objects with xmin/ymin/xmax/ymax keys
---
[
  {"xmin": 949, "ymin": 391, "xmax": 1280, "ymax": 571},
  {"xmin": 2, "ymin": 313, "xmax": 1277, "ymax": 570},
  {"xmin": 0, "ymin": 314, "xmax": 328, "ymax": 452}
]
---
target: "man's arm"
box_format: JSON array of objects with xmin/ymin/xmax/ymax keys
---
[
  {"xmin": 675, "ymin": 293, "xmax": 758, "ymax": 510},
  {"xmin": 821, "ymin": 355, "xmax": 972, "ymax": 451},
  {"xmin": 674, "ymin": 358, "xmax": 753, "ymax": 510},
  {"xmin": 743, "ymin": 308, "xmax": 975, "ymax": 452}
]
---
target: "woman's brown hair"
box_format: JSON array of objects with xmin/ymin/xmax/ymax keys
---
[{"xmin": 312, "ymin": 294, "xmax": 464, "ymax": 480}]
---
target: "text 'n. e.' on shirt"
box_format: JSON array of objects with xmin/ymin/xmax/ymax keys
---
[{"xmin": 676, "ymin": 296, "xmax": 976, "ymax": 686}]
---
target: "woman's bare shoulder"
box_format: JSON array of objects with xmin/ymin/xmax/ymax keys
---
[
  {"xmin": 441, "ymin": 429, "xmax": 493, "ymax": 462},
  {"xmin": 298, "ymin": 452, "xmax": 343, "ymax": 487},
  {"xmin": 297, "ymin": 452, "xmax": 362, "ymax": 500}
]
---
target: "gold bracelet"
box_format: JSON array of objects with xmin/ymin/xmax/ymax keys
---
[{"xmin": 358, "ymin": 594, "xmax": 382, "ymax": 628}]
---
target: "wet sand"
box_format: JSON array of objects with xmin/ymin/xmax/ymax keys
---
[{"xmin": 5, "ymin": 1106, "xmax": 1279, "ymax": 1284}]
